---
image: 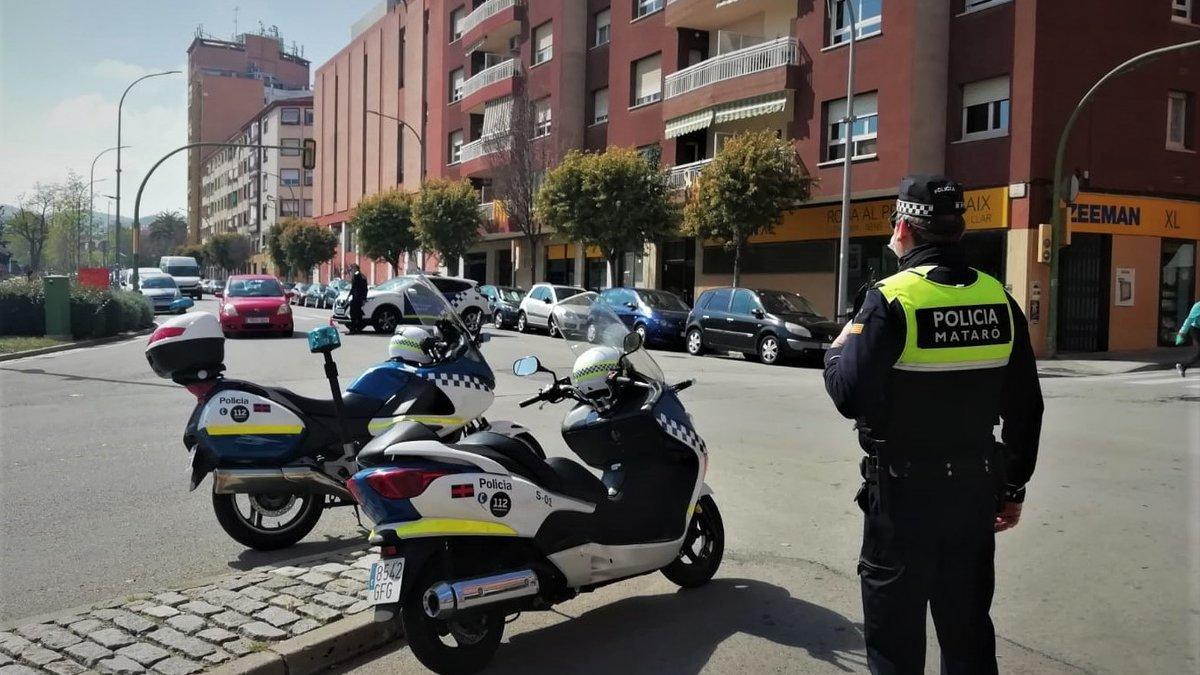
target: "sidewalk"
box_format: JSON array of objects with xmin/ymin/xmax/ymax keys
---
[
  {"xmin": 0, "ymin": 547, "xmax": 385, "ymax": 675},
  {"xmin": 1037, "ymin": 346, "xmax": 1187, "ymax": 377}
]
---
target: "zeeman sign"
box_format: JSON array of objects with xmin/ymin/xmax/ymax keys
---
[{"xmin": 1069, "ymin": 192, "xmax": 1200, "ymax": 240}]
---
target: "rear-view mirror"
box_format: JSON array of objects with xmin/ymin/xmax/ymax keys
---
[
  {"xmin": 622, "ymin": 332, "xmax": 643, "ymax": 354},
  {"xmin": 513, "ymin": 356, "xmax": 540, "ymax": 377}
]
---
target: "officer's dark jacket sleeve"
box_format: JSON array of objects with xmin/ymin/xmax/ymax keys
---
[
  {"xmin": 999, "ymin": 294, "xmax": 1043, "ymax": 502},
  {"xmin": 823, "ymin": 288, "xmax": 904, "ymax": 420}
]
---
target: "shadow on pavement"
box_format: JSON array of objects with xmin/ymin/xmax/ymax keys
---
[
  {"xmin": 227, "ymin": 535, "xmax": 365, "ymax": 571},
  {"xmin": 489, "ymin": 578, "xmax": 865, "ymax": 674},
  {"xmin": 0, "ymin": 366, "xmax": 178, "ymax": 389}
]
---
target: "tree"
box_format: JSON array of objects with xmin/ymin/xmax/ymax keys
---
[
  {"xmin": 11, "ymin": 184, "xmax": 56, "ymax": 273},
  {"xmin": 486, "ymin": 84, "xmax": 551, "ymax": 285},
  {"xmin": 145, "ymin": 210, "xmax": 187, "ymax": 261},
  {"xmin": 204, "ymin": 233, "xmax": 253, "ymax": 273},
  {"xmin": 414, "ymin": 179, "xmax": 482, "ymax": 273},
  {"xmin": 173, "ymin": 243, "xmax": 207, "ymax": 267},
  {"xmin": 266, "ymin": 217, "xmax": 303, "ymax": 279},
  {"xmin": 683, "ymin": 130, "xmax": 813, "ymax": 287},
  {"xmin": 347, "ymin": 189, "xmax": 418, "ymax": 275},
  {"xmin": 536, "ymin": 147, "xmax": 678, "ymax": 282},
  {"xmin": 280, "ymin": 221, "xmax": 338, "ymax": 281}
]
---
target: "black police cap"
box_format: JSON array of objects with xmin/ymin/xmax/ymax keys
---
[{"xmin": 895, "ymin": 175, "xmax": 966, "ymax": 220}]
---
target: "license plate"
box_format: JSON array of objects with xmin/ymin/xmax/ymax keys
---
[
  {"xmin": 367, "ymin": 558, "xmax": 405, "ymax": 605},
  {"xmin": 245, "ymin": 317, "xmax": 270, "ymax": 324}
]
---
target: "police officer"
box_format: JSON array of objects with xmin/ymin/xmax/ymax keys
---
[
  {"xmin": 347, "ymin": 263, "xmax": 368, "ymax": 334},
  {"xmin": 824, "ymin": 175, "xmax": 1043, "ymax": 675}
]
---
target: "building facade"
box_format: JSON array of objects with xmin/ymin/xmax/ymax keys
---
[
  {"xmin": 314, "ymin": 0, "xmax": 1199, "ymax": 353},
  {"xmin": 187, "ymin": 30, "xmax": 311, "ymax": 244}
]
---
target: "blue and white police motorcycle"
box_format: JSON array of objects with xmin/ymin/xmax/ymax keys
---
[
  {"xmin": 348, "ymin": 292, "xmax": 723, "ymax": 674},
  {"xmin": 146, "ymin": 276, "xmax": 536, "ymax": 551}
]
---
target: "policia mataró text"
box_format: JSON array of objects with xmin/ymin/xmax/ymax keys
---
[{"xmin": 823, "ymin": 175, "xmax": 1044, "ymax": 675}]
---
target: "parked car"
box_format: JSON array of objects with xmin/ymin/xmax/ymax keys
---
[
  {"xmin": 139, "ymin": 275, "xmax": 187, "ymax": 314},
  {"xmin": 331, "ymin": 275, "xmax": 490, "ymax": 334},
  {"xmin": 119, "ymin": 267, "xmax": 168, "ymax": 291},
  {"xmin": 159, "ymin": 255, "xmax": 203, "ymax": 299},
  {"xmin": 304, "ymin": 283, "xmax": 327, "ymax": 308},
  {"xmin": 216, "ymin": 275, "xmax": 293, "ymax": 338},
  {"xmin": 321, "ymin": 279, "xmax": 348, "ymax": 308},
  {"xmin": 289, "ymin": 283, "xmax": 309, "ymax": 305},
  {"xmin": 598, "ymin": 287, "xmax": 690, "ymax": 347},
  {"xmin": 684, "ymin": 287, "xmax": 839, "ymax": 365},
  {"xmin": 479, "ymin": 284, "xmax": 526, "ymax": 329},
  {"xmin": 516, "ymin": 283, "xmax": 588, "ymax": 337}
]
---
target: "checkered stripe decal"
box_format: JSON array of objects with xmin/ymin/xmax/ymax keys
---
[
  {"xmin": 895, "ymin": 199, "xmax": 934, "ymax": 217},
  {"xmin": 418, "ymin": 371, "xmax": 492, "ymax": 391},
  {"xmin": 572, "ymin": 362, "xmax": 617, "ymax": 384},
  {"xmin": 657, "ymin": 413, "xmax": 706, "ymax": 454}
]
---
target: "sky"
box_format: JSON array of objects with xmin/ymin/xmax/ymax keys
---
[{"xmin": 0, "ymin": 0, "xmax": 378, "ymax": 218}]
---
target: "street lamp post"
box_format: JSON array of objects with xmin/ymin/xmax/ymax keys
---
[
  {"xmin": 827, "ymin": 0, "xmax": 858, "ymax": 322},
  {"xmin": 90, "ymin": 145, "xmax": 127, "ymax": 269},
  {"xmin": 1045, "ymin": 39, "xmax": 1200, "ymax": 356},
  {"xmin": 367, "ymin": 108, "xmax": 425, "ymax": 271},
  {"xmin": 115, "ymin": 70, "xmax": 180, "ymax": 276}
]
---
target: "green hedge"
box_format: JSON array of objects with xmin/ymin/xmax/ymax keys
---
[{"xmin": 0, "ymin": 278, "xmax": 153, "ymax": 339}]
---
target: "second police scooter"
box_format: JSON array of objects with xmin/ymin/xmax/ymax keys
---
[{"xmin": 348, "ymin": 292, "xmax": 723, "ymax": 674}]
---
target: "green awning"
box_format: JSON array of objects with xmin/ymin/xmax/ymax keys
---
[
  {"xmin": 713, "ymin": 93, "xmax": 789, "ymax": 123},
  {"xmin": 664, "ymin": 109, "xmax": 714, "ymax": 139}
]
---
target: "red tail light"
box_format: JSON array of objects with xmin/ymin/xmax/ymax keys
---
[
  {"xmin": 346, "ymin": 477, "xmax": 363, "ymax": 503},
  {"xmin": 148, "ymin": 325, "xmax": 186, "ymax": 345},
  {"xmin": 365, "ymin": 468, "xmax": 449, "ymax": 500},
  {"xmin": 185, "ymin": 381, "xmax": 217, "ymax": 400}
]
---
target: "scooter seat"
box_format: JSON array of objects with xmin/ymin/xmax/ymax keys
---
[
  {"xmin": 270, "ymin": 387, "xmax": 383, "ymax": 419},
  {"xmin": 544, "ymin": 457, "xmax": 607, "ymax": 504},
  {"xmin": 356, "ymin": 422, "xmax": 441, "ymax": 468},
  {"xmin": 456, "ymin": 432, "xmax": 604, "ymax": 504}
]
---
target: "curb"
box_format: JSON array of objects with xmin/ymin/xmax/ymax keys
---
[
  {"xmin": 208, "ymin": 612, "xmax": 402, "ymax": 675},
  {"xmin": 0, "ymin": 327, "xmax": 154, "ymax": 362}
]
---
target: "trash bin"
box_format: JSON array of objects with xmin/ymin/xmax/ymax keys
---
[{"xmin": 43, "ymin": 275, "xmax": 71, "ymax": 338}]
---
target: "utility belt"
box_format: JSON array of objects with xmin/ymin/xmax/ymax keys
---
[{"xmin": 856, "ymin": 442, "xmax": 1006, "ymax": 513}]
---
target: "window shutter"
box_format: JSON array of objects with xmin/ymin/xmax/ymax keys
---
[
  {"xmin": 963, "ymin": 76, "xmax": 1009, "ymax": 108},
  {"xmin": 635, "ymin": 54, "xmax": 662, "ymax": 99}
]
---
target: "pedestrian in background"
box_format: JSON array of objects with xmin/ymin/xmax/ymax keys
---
[
  {"xmin": 347, "ymin": 264, "xmax": 368, "ymax": 334},
  {"xmin": 1174, "ymin": 299, "xmax": 1200, "ymax": 377},
  {"xmin": 824, "ymin": 175, "xmax": 1044, "ymax": 675}
]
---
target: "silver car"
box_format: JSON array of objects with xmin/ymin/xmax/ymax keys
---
[{"xmin": 140, "ymin": 275, "xmax": 186, "ymax": 314}]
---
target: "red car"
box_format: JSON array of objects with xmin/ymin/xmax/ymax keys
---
[{"xmin": 216, "ymin": 275, "xmax": 293, "ymax": 337}]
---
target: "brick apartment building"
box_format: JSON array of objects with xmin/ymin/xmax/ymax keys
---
[
  {"xmin": 199, "ymin": 97, "xmax": 316, "ymax": 274},
  {"xmin": 187, "ymin": 30, "xmax": 311, "ymax": 244},
  {"xmin": 313, "ymin": 0, "xmax": 1199, "ymax": 354}
]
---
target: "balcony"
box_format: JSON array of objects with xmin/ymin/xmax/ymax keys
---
[
  {"xmin": 461, "ymin": 0, "xmax": 522, "ymax": 55},
  {"xmin": 458, "ymin": 58, "xmax": 519, "ymax": 113},
  {"xmin": 458, "ymin": 133, "xmax": 510, "ymax": 176},
  {"xmin": 661, "ymin": 37, "xmax": 802, "ymax": 121},
  {"xmin": 667, "ymin": 158, "xmax": 712, "ymax": 191},
  {"xmin": 666, "ymin": 0, "xmax": 794, "ymax": 30}
]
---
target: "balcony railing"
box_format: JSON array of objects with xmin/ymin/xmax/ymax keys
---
[
  {"xmin": 461, "ymin": 0, "xmax": 517, "ymax": 37},
  {"xmin": 664, "ymin": 36, "xmax": 798, "ymax": 99},
  {"xmin": 460, "ymin": 58, "xmax": 518, "ymax": 101},
  {"xmin": 666, "ymin": 158, "xmax": 712, "ymax": 190},
  {"xmin": 478, "ymin": 201, "xmax": 496, "ymax": 221},
  {"xmin": 460, "ymin": 133, "xmax": 510, "ymax": 164}
]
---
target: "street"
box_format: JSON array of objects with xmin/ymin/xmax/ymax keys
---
[{"xmin": 1, "ymin": 297, "xmax": 1197, "ymax": 673}]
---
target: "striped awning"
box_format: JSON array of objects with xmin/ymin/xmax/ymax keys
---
[
  {"xmin": 664, "ymin": 109, "xmax": 715, "ymax": 139},
  {"xmin": 713, "ymin": 93, "xmax": 789, "ymax": 123},
  {"xmin": 481, "ymin": 96, "xmax": 513, "ymax": 136}
]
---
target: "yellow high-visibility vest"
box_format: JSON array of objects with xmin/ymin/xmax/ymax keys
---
[{"xmin": 875, "ymin": 265, "xmax": 1013, "ymax": 372}]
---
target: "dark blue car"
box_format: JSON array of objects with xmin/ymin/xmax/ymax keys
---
[
  {"xmin": 597, "ymin": 287, "xmax": 690, "ymax": 347},
  {"xmin": 480, "ymin": 284, "xmax": 526, "ymax": 329}
]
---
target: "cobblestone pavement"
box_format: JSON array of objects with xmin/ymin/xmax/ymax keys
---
[{"xmin": 0, "ymin": 548, "xmax": 378, "ymax": 675}]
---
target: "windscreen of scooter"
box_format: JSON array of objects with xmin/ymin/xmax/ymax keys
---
[
  {"xmin": 395, "ymin": 273, "xmax": 479, "ymax": 359},
  {"xmin": 551, "ymin": 291, "xmax": 665, "ymax": 384}
]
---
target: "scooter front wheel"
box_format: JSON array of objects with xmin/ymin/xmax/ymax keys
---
[
  {"xmin": 402, "ymin": 563, "xmax": 504, "ymax": 674},
  {"xmin": 211, "ymin": 491, "xmax": 323, "ymax": 551},
  {"xmin": 662, "ymin": 495, "xmax": 724, "ymax": 589}
]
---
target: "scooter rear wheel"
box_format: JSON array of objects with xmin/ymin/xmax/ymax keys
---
[
  {"xmin": 402, "ymin": 564, "xmax": 504, "ymax": 674},
  {"xmin": 211, "ymin": 491, "xmax": 323, "ymax": 551},
  {"xmin": 662, "ymin": 495, "xmax": 724, "ymax": 588}
]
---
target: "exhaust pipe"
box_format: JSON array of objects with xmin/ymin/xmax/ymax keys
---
[
  {"xmin": 423, "ymin": 570, "xmax": 539, "ymax": 619},
  {"xmin": 212, "ymin": 468, "xmax": 353, "ymax": 501}
]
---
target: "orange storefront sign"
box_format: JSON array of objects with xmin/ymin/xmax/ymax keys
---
[{"xmin": 1068, "ymin": 192, "xmax": 1200, "ymax": 240}]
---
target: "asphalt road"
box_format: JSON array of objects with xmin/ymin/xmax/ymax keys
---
[{"xmin": 1, "ymin": 296, "xmax": 1197, "ymax": 673}]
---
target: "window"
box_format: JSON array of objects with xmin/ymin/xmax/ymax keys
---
[
  {"xmin": 281, "ymin": 108, "xmax": 300, "ymax": 125},
  {"xmin": 707, "ymin": 288, "xmax": 733, "ymax": 311},
  {"xmin": 1167, "ymin": 91, "xmax": 1192, "ymax": 150},
  {"xmin": 450, "ymin": 6, "xmax": 466, "ymax": 40},
  {"xmin": 534, "ymin": 98, "xmax": 552, "ymax": 138},
  {"xmin": 631, "ymin": 53, "xmax": 662, "ymax": 107},
  {"xmin": 961, "ymin": 76, "xmax": 1010, "ymax": 141},
  {"xmin": 828, "ymin": 0, "xmax": 882, "ymax": 46},
  {"xmin": 449, "ymin": 130, "xmax": 464, "ymax": 164},
  {"xmin": 281, "ymin": 138, "xmax": 302, "ymax": 156},
  {"xmin": 398, "ymin": 28, "xmax": 406, "ymax": 88},
  {"xmin": 533, "ymin": 22, "xmax": 553, "ymax": 65},
  {"xmin": 304, "ymin": 169, "xmax": 313, "ymax": 186},
  {"xmin": 730, "ymin": 289, "xmax": 758, "ymax": 316},
  {"xmin": 634, "ymin": 0, "xmax": 664, "ymax": 20},
  {"xmin": 304, "ymin": 108, "xmax": 314, "ymax": 125},
  {"xmin": 281, "ymin": 169, "xmax": 301, "ymax": 186},
  {"xmin": 303, "ymin": 200, "xmax": 313, "ymax": 218},
  {"xmin": 964, "ymin": 0, "xmax": 1010, "ymax": 11},
  {"xmin": 1172, "ymin": 0, "xmax": 1191, "ymax": 21},
  {"xmin": 594, "ymin": 9, "xmax": 611, "ymax": 46},
  {"xmin": 825, "ymin": 92, "xmax": 878, "ymax": 161},
  {"xmin": 281, "ymin": 199, "xmax": 299, "ymax": 217},
  {"xmin": 593, "ymin": 88, "xmax": 609, "ymax": 124},
  {"xmin": 262, "ymin": 118, "xmax": 269, "ymax": 133},
  {"xmin": 450, "ymin": 68, "xmax": 464, "ymax": 102}
]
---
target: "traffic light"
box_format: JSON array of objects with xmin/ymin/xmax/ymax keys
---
[
  {"xmin": 1037, "ymin": 223, "xmax": 1052, "ymax": 263},
  {"xmin": 302, "ymin": 139, "xmax": 317, "ymax": 170}
]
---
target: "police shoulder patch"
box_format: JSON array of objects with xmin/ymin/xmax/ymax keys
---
[{"xmin": 849, "ymin": 323, "xmax": 864, "ymax": 334}]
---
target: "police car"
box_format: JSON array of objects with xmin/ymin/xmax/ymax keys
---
[{"xmin": 332, "ymin": 275, "xmax": 490, "ymax": 335}]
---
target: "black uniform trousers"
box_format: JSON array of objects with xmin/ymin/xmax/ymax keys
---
[
  {"xmin": 859, "ymin": 456, "xmax": 999, "ymax": 675},
  {"xmin": 349, "ymin": 301, "xmax": 365, "ymax": 333}
]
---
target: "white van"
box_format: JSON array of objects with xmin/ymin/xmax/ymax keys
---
[{"xmin": 159, "ymin": 256, "xmax": 202, "ymax": 299}]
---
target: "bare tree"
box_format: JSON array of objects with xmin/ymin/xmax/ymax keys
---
[
  {"xmin": 12, "ymin": 184, "xmax": 56, "ymax": 273},
  {"xmin": 486, "ymin": 78, "xmax": 551, "ymax": 287}
]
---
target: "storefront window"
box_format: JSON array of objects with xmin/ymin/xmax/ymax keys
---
[
  {"xmin": 1159, "ymin": 239, "xmax": 1196, "ymax": 346},
  {"xmin": 620, "ymin": 250, "xmax": 644, "ymax": 288},
  {"xmin": 586, "ymin": 258, "xmax": 607, "ymax": 291}
]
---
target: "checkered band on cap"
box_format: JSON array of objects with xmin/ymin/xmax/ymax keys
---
[{"xmin": 895, "ymin": 199, "xmax": 934, "ymax": 218}]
